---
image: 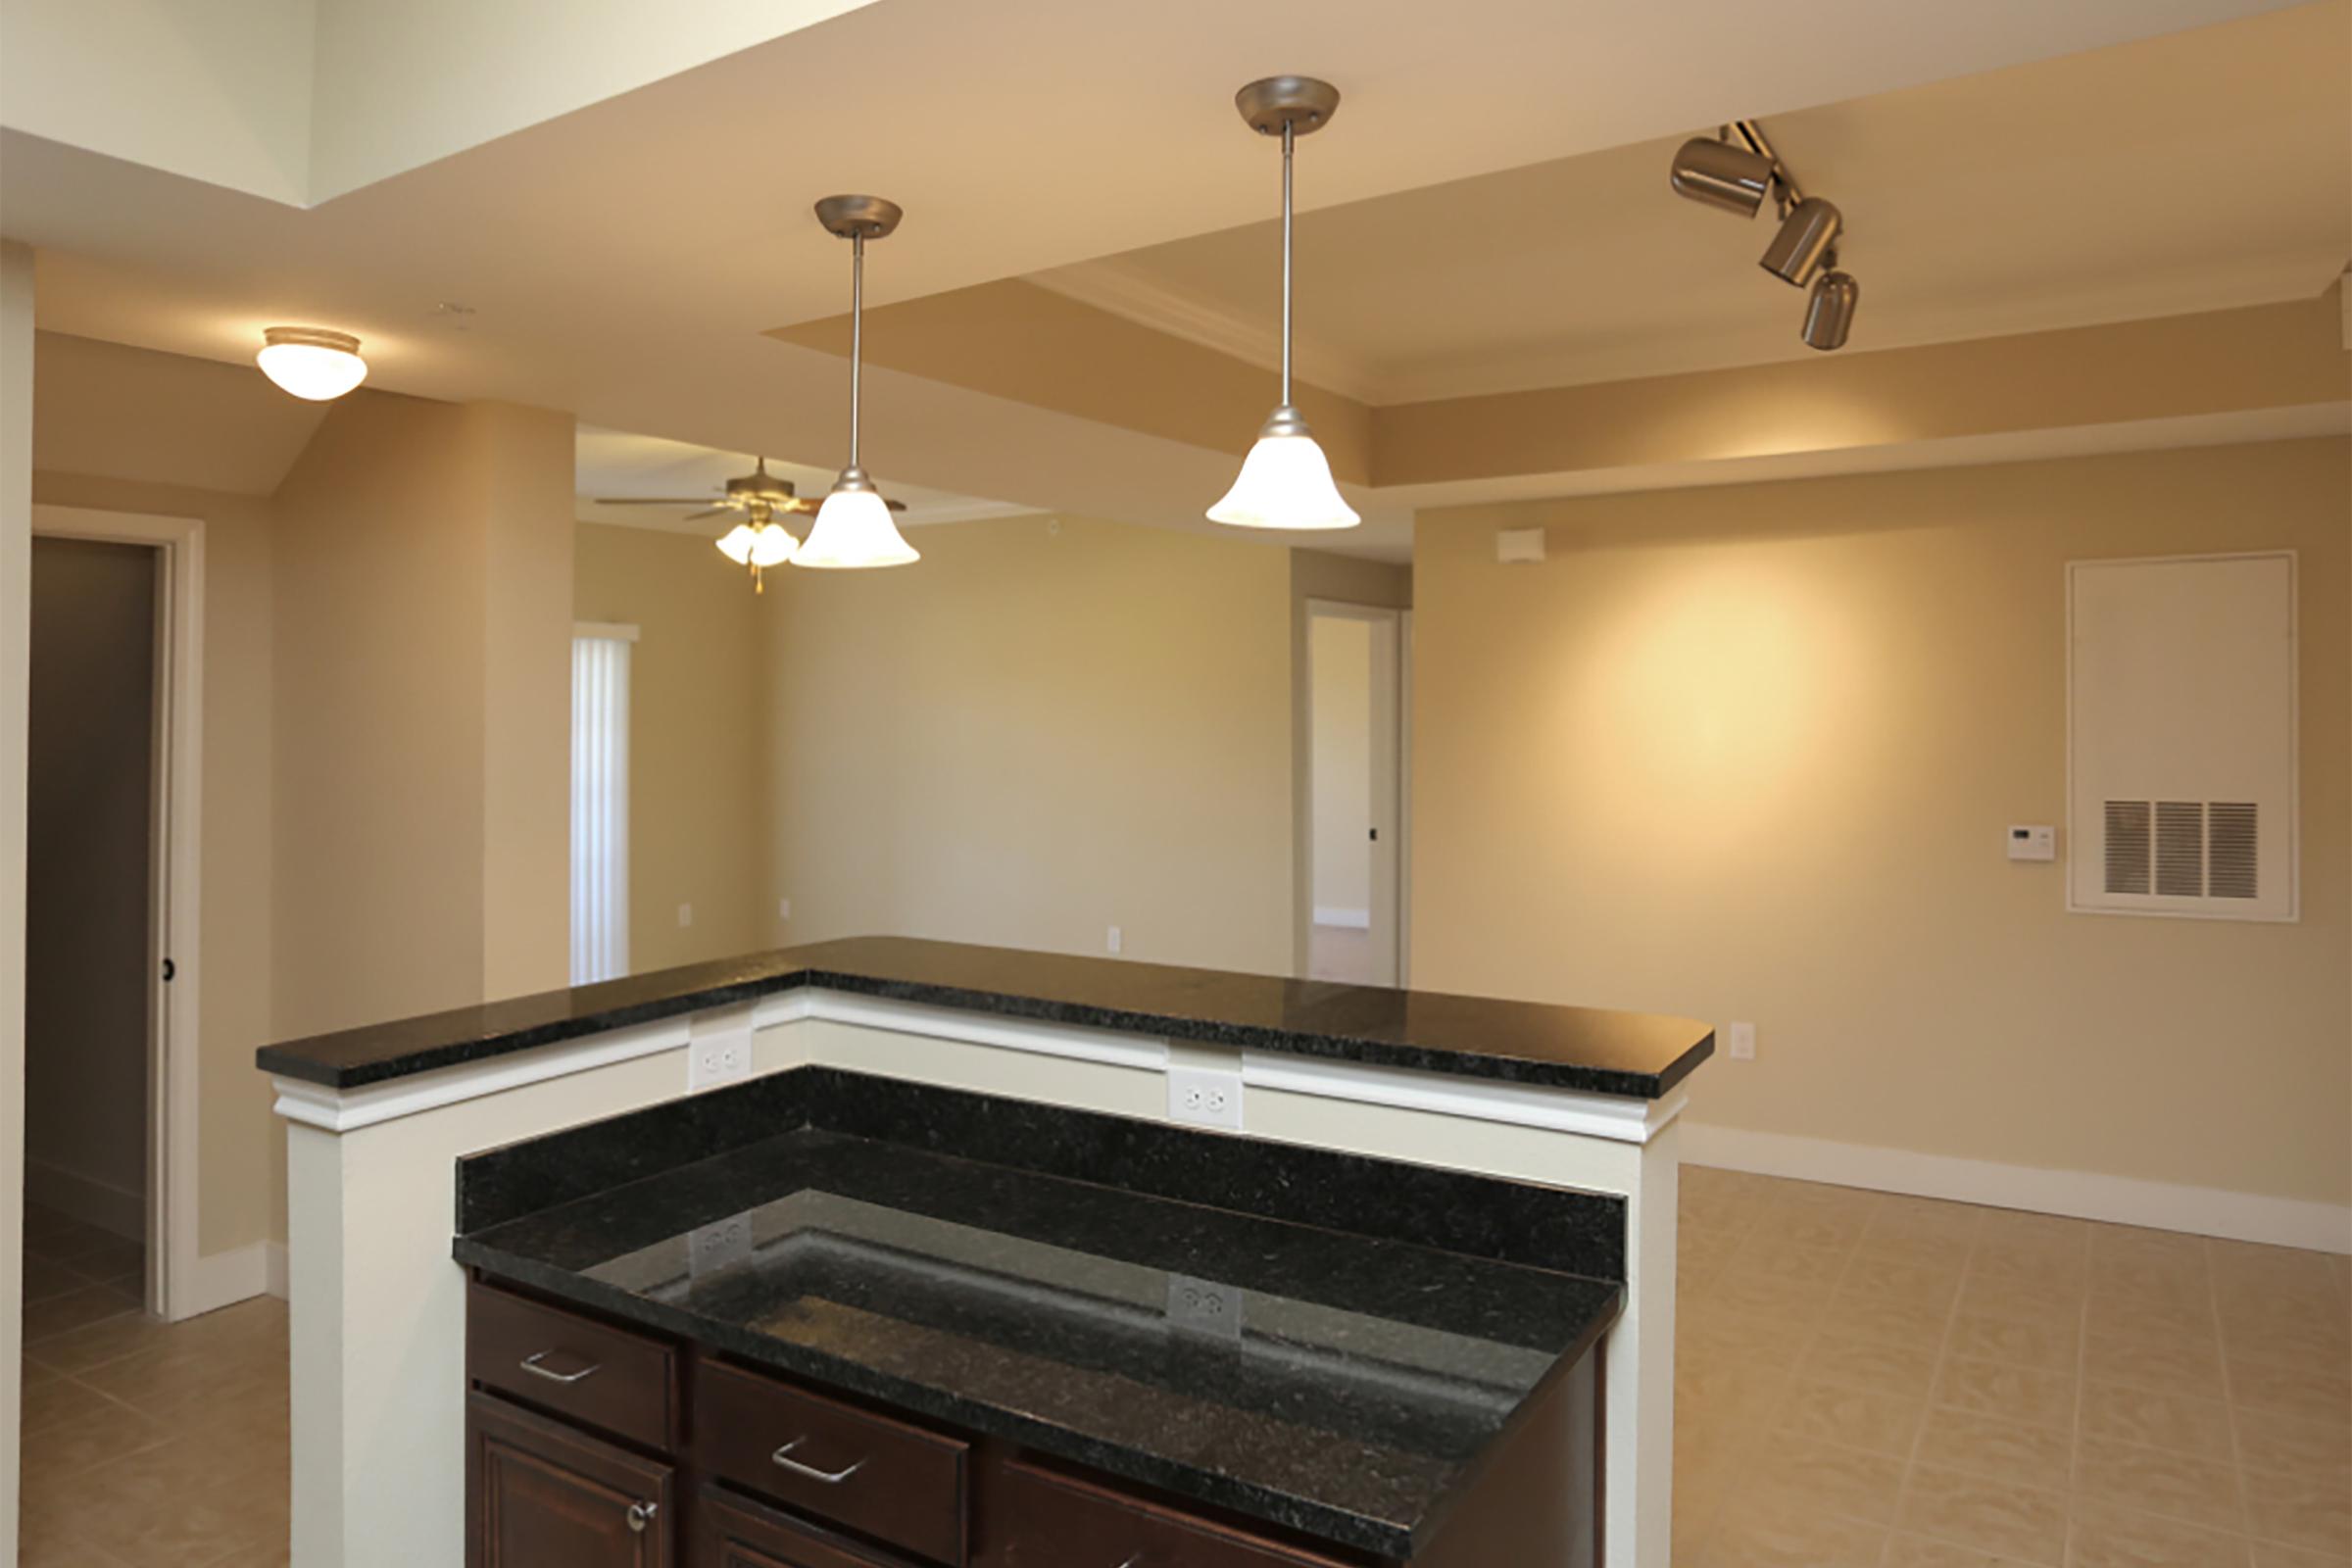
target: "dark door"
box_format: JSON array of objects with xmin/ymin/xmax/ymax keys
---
[{"xmin": 469, "ymin": 1392, "xmax": 673, "ymax": 1568}]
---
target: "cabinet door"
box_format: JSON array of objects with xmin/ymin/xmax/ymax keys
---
[
  {"xmin": 699, "ymin": 1486, "xmax": 913, "ymax": 1568},
  {"xmin": 469, "ymin": 1392, "xmax": 674, "ymax": 1568}
]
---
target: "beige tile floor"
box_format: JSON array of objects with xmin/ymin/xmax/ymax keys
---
[
  {"xmin": 18, "ymin": 1202, "xmax": 288, "ymax": 1568},
  {"xmin": 14, "ymin": 1176, "xmax": 2348, "ymax": 1566},
  {"xmin": 1676, "ymin": 1166, "xmax": 2352, "ymax": 1568}
]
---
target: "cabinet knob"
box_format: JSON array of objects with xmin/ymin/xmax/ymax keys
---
[{"xmin": 626, "ymin": 1500, "xmax": 659, "ymax": 1535}]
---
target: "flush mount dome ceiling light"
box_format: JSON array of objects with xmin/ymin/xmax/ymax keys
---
[
  {"xmin": 1669, "ymin": 122, "xmax": 1860, "ymax": 352},
  {"xmin": 795, "ymin": 195, "xmax": 920, "ymax": 570},
  {"xmin": 1206, "ymin": 75, "xmax": 1360, "ymax": 532},
  {"xmin": 257, "ymin": 326, "xmax": 368, "ymax": 400}
]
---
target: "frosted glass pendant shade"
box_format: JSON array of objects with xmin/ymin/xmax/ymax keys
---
[
  {"xmin": 715, "ymin": 523, "xmax": 759, "ymax": 564},
  {"xmin": 1206, "ymin": 415, "xmax": 1359, "ymax": 531},
  {"xmin": 794, "ymin": 474, "xmax": 918, "ymax": 569},
  {"xmin": 257, "ymin": 327, "xmax": 367, "ymax": 400}
]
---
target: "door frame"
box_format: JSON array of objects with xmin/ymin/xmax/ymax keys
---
[
  {"xmin": 29, "ymin": 505, "xmax": 203, "ymax": 1321},
  {"xmin": 1299, "ymin": 599, "xmax": 1410, "ymax": 987}
]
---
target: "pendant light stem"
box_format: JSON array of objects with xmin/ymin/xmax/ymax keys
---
[
  {"xmin": 1280, "ymin": 120, "xmax": 1295, "ymax": 408},
  {"xmin": 849, "ymin": 230, "xmax": 865, "ymax": 468}
]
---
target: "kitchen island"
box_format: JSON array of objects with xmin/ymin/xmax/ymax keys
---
[{"xmin": 260, "ymin": 937, "xmax": 1711, "ymax": 1568}]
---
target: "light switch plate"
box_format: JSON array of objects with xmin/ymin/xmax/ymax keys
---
[{"xmin": 1727, "ymin": 1021, "xmax": 1756, "ymax": 1060}]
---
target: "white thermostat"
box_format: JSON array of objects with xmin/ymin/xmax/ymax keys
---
[{"xmin": 2007, "ymin": 824, "xmax": 2056, "ymax": 862}]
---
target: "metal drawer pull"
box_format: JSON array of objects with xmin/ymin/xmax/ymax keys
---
[
  {"xmin": 518, "ymin": 1349, "xmax": 602, "ymax": 1385},
  {"xmin": 626, "ymin": 1501, "xmax": 659, "ymax": 1534},
  {"xmin": 770, "ymin": 1437, "xmax": 867, "ymax": 1485}
]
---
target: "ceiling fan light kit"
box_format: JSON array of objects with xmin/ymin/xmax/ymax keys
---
[
  {"xmin": 1670, "ymin": 121, "xmax": 1862, "ymax": 351},
  {"xmin": 1206, "ymin": 75, "xmax": 1361, "ymax": 532}
]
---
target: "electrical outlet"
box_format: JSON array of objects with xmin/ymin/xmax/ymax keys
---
[
  {"xmin": 688, "ymin": 1032, "xmax": 750, "ymax": 1091},
  {"xmin": 1168, "ymin": 1065, "xmax": 1244, "ymax": 1130},
  {"xmin": 688, "ymin": 1214, "xmax": 752, "ymax": 1277},
  {"xmin": 1105, "ymin": 924, "xmax": 1123, "ymax": 955},
  {"xmin": 1727, "ymin": 1021, "xmax": 1756, "ymax": 1061},
  {"xmin": 677, "ymin": 903, "xmax": 694, "ymax": 928},
  {"xmin": 1165, "ymin": 1274, "xmax": 1245, "ymax": 1341},
  {"xmin": 778, "ymin": 897, "xmax": 792, "ymax": 920}
]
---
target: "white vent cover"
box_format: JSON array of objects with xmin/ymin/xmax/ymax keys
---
[{"xmin": 2070, "ymin": 554, "xmax": 2295, "ymax": 921}]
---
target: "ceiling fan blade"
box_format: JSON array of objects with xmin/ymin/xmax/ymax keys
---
[
  {"xmin": 684, "ymin": 508, "xmax": 730, "ymax": 521},
  {"xmin": 884, "ymin": 498, "xmax": 908, "ymax": 513},
  {"xmin": 592, "ymin": 497, "xmax": 725, "ymax": 507}
]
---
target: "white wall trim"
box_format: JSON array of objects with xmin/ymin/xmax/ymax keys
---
[
  {"xmin": 1682, "ymin": 1121, "xmax": 2352, "ymax": 1255},
  {"xmin": 175, "ymin": 1241, "xmax": 278, "ymax": 1318},
  {"xmin": 758, "ymin": 990, "xmax": 1170, "ymax": 1071},
  {"xmin": 1247, "ymin": 1053, "xmax": 1687, "ymax": 1144},
  {"xmin": 270, "ymin": 1013, "xmax": 694, "ymax": 1133},
  {"xmin": 1310, "ymin": 906, "xmax": 1371, "ymax": 930},
  {"xmin": 30, "ymin": 504, "xmax": 204, "ymax": 1322},
  {"xmin": 571, "ymin": 620, "xmax": 640, "ymax": 642},
  {"xmin": 22, "ymin": 1156, "xmax": 143, "ymax": 1242},
  {"xmin": 270, "ymin": 987, "xmax": 1688, "ymax": 1141}
]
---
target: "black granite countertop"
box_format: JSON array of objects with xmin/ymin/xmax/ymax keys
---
[
  {"xmin": 260, "ymin": 934, "xmax": 1713, "ymax": 1097},
  {"xmin": 457, "ymin": 1074, "xmax": 1624, "ymax": 1559}
]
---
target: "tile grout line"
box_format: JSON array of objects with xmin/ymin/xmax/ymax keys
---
[{"xmin": 1876, "ymin": 1202, "xmax": 1983, "ymax": 1567}]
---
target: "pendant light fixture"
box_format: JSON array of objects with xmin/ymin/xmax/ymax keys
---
[
  {"xmin": 796, "ymin": 195, "xmax": 920, "ymax": 570},
  {"xmin": 257, "ymin": 326, "xmax": 368, "ymax": 400},
  {"xmin": 1206, "ymin": 76, "xmax": 1359, "ymax": 532}
]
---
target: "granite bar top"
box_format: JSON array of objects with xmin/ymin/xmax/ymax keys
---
[
  {"xmin": 259, "ymin": 934, "xmax": 1714, "ymax": 1097},
  {"xmin": 455, "ymin": 1072, "xmax": 1625, "ymax": 1558}
]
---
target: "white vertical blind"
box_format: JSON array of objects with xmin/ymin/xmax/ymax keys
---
[{"xmin": 570, "ymin": 627, "xmax": 635, "ymax": 984}]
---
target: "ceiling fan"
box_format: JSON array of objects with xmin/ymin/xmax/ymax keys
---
[{"xmin": 594, "ymin": 456, "xmax": 903, "ymax": 593}]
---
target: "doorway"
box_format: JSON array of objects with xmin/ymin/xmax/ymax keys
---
[
  {"xmin": 23, "ymin": 537, "xmax": 159, "ymax": 1334},
  {"xmin": 1302, "ymin": 601, "xmax": 1407, "ymax": 986},
  {"xmin": 24, "ymin": 505, "xmax": 203, "ymax": 1330}
]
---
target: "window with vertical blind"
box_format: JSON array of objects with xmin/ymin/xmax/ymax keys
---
[{"xmin": 570, "ymin": 624, "xmax": 637, "ymax": 984}]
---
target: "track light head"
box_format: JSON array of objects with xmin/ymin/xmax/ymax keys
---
[
  {"xmin": 1761, "ymin": 197, "xmax": 1843, "ymax": 287},
  {"xmin": 1801, "ymin": 269, "xmax": 1859, "ymax": 351},
  {"xmin": 1669, "ymin": 136, "xmax": 1775, "ymax": 218}
]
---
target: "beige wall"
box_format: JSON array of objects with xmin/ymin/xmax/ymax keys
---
[
  {"xmin": 30, "ymin": 473, "xmax": 283, "ymax": 1255},
  {"xmin": 762, "ymin": 514, "xmax": 1295, "ymax": 974},
  {"xmin": 573, "ymin": 522, "xmax": 769, "ymax": 971},
  {"xmin": 1308, "ymin": 614, "xmax": 1373, "ymax": 916},
  {"xmin": 24, "ymin": 538, "xmax": 155, "ymax": 1226},
  {"xmin": 271, "ymin": 393, "xmax": 573, "ymax": 1042},
  {"xmin": 1412, "ymin": 437, "xmax": 2351, "ymax": 1207}
]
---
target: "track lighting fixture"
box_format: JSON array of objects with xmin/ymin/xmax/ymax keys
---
[
  {"xmin": 1668, "ymin": 121, "xmax": 1859, "ymax": 350},
  {"xmin": 1801, "ymin": 267, "xmax": 1859, "ymax": 352},
  {"xmin": 1668, "ymin": 136, "xmax": 1774, "ymax": 218},
  {"xmin": 798, "ymin": 195, "xmax": 921, "ymax": 570},
  {"xmin": 1207, "ymin": 75, "xmax": 1360, "ymax": 532}
]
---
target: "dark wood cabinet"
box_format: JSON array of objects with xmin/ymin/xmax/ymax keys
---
[
  {"xmin": 468, "ymin": 1391, "xmax": 675, "ymax": 1568},
  {"xmin": 466, "ymin": 1277, "xmax": 1594, "ymax": 1568},
  {"xmin": 700, "ymin": 1488, "xmax": 919, "ymax": 1568}
]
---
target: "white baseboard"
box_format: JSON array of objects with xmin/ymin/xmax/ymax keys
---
[
  {"xmin": 24, "ymin": 1155, "xmax": 144, "ymax": 1243},
  {"xmin": 172, "ymin": 1241, "xmax": 285, "ymax": 1321},
  {"xmin": 1311, "ymin": 906, "xmax": 1371, "ymax": 930},
  {"xmin": 1680, "ymin": 1122, "xmax": 2352, "ymax": 1255}
]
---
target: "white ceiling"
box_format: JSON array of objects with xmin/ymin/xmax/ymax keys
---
[
  {"xmin": 1035, "ymin": 1, "xmax": 2352, "ymax": 405},
  {"xmin": 2, "ymin": 0, "xmax": 2327, "ymax": 560}
]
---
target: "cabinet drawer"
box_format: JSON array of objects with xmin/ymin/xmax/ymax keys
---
[
  {"xmin": 696, "ymin": 1360, "xmax": 967, "ymax": 1565},
  {"xmin": 996, "ymin": 1460, "xmax": 1355, "ymax": 1568},
  {"xmin": 469, "ymin": 1283, "xmax": 679, "ymax": 1452},
  {"xmin": 699, "ymin": 1486, "xmax": 919, "ymax": 1568}
]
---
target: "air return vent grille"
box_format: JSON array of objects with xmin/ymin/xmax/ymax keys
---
[
  {"xmin": 2101, "ymin": 801, "xmax": 2259, "ymax": 901},
  {"xmin": 2102, "ymin": 802, "xmax": 2151, "ymax": 895},
  {"xmin": 2071, "ymin": 554, "xmax": 2295, "ymax": 922}
]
